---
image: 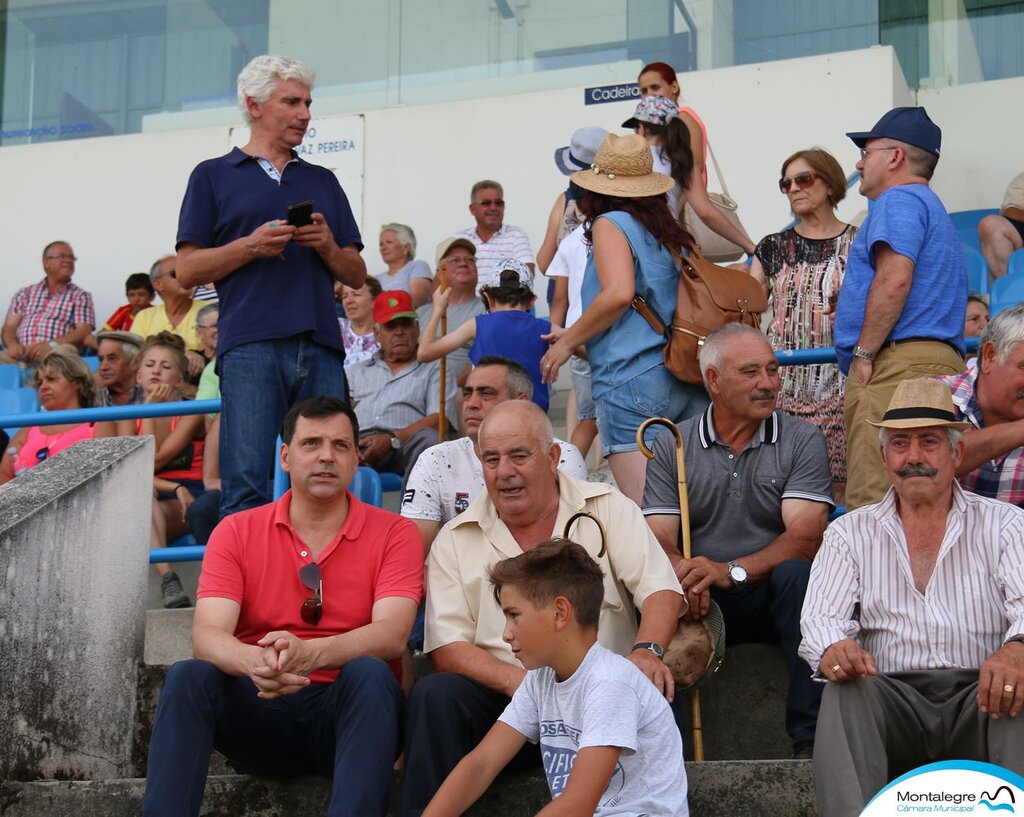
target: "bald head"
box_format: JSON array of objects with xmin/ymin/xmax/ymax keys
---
[
  {"xmin": 478, "ymin": 401, "xmax": 560, "ymax": 527},
  {"xmin": 479, "ymin": 400, "xmax": 554, "ymax": 451}
]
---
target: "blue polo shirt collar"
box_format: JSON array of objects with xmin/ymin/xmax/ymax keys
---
[
  {"xmin": 697, "ymin": 405, "xmax": 779, "ymax": 450},
  {"xmin": 226, "ymin": 146, "xmax": 299, "ymax": 167}
]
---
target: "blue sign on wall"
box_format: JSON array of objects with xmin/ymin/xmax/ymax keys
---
[{"xmin": 584, "ymin": 83, "xmax": 641, "ymax": 106}]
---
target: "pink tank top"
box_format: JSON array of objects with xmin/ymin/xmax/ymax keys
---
[
  {"xmin": 15, "ymin": 423, "xmax": 96, "ymax": 473},
  {"xmin": 679, "ymin": 105, "xmax": 709, "ymax": 188}
]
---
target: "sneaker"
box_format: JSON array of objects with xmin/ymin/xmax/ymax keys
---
[
  {"xmin": 161, "ymin": 571, "xmax": 192, "ymax": 609},
  {"xmin": 792, "ymin": 740, "xmax": 814, "ymax": 760}
]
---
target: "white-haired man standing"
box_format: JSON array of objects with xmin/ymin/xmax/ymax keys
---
[{"xmin": 174, "ymin": 54, "xmax": 366, "ymax": 520}]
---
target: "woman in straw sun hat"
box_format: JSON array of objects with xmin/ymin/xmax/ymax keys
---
[{"xmin": 540, "ymin": 133, "xmax": 709, "ymax": 504}]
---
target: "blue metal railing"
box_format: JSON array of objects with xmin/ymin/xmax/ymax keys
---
[{"xmin": 0, "ymin": 340, "xmax": 980, "ymax": 565}]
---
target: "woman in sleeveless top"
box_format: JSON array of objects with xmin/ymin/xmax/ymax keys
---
[
  {"xmin": 751, "ymin": 148, "xmax": 857, "ymax": 503},
  {"xmin": 0, "ymin": 345, "xmax": 114, "ymax": 483},
  {"xmin": 540, "ymin": 133, "xmax": 709, "ymax": 504}
]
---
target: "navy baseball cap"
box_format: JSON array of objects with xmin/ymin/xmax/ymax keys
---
[{"xmin": 846, "ymin": 107, "xmax": 941, "ymax": 157}]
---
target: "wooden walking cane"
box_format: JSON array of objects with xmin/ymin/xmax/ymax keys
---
[
  {"xmin": 637, "ymin": 416, "xmax": 705, "ymax": 762},
  {"xmin": 437, "ymin": 260, "xmax": 448, "ymax": 443}
]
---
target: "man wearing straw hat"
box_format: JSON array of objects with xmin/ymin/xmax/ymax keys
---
[
  {"xmin": 800, "ymin": 378, "xmax": 1024, "ymax": 817},
  {"xmin": 400, "ymin": 399, "xmax": 682, "ymax": 817},
  {"xmin": 642, "ymin": 323, "xmax": 833, "ymax": 759}
]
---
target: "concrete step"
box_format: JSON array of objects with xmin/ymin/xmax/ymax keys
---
[
  {"xmin": 0, "ymin": 760, "xmax": 815, "ymax": 817},
  {"xmin": 143, "ymin": 609, "xmax": 794, "ymax": 761}
]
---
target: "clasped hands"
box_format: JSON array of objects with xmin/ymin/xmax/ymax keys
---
[{"xmin": 249, "ymin": 630, "xmax": 317, "ymax": 700}]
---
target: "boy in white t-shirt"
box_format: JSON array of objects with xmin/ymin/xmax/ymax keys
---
[{"xmin": 422, "ymin": 538, "xmax": 688, "ymax": 817}]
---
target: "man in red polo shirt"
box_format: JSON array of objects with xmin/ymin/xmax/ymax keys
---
[{"xmin": 142, "ymin": 396, "xmax": 422, "ymax": 817}]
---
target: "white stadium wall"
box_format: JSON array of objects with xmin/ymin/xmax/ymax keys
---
[{"xmin": 0, "ymin": 45, "xmax": 1014, "ymax": 324}]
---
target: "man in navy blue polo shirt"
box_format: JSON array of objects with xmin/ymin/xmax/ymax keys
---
[
  {"xmin": 835, "ymin": 107, "xmax": 966, "ymax": 510},
  {"xmin": 175, "ymin": 54, "xmax": 366, "ymax": 519}
]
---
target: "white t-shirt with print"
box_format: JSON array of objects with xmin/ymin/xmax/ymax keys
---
[
  {"xmin": 499, "ymin": 643, "xmax": 688, "ymax": 817},
  {"xmin": 401, "ymin": 435, "xmax": 588, "ymax": 525}
]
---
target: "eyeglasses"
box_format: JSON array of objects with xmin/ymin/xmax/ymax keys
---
[
  {"xmin": 859, "ymin": 147, "xmax": 898, "ymax": 160},
  {"xmin": 778, "ymin": 171, "xmax": 820, "ymax": 194},
  {"xmin": 474, "ymin": 199, "xmax": 505, "ymax": 207},
  {"xmin": 195, "ymin": 323, "xmax": 217, "ymax": 331},
  {"xmin": 45, "ymin": 254, "xmax": 77, "ymax": 261},
  {"xmin": 299, "ymin": 562, "xmax": 323, "ymax": 625},
  {"xmin": 445, "ymin": 254, "xmax": 476, "ymax": 265}
]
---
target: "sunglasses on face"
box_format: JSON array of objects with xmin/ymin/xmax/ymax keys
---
[
  {"xmin": 779, "ymin": 171, "xmax": 819, "ymax": 194},
  {"xmin": 299, "ymin": 562, "xmax": 323, "ymax": 625},
  {"xmin": 474, "ymin": 199, "xmax": 505, "ymax": 207}
]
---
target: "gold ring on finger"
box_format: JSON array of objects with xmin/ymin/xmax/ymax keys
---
[
  {"xmin": 1004, "ymin": 684, "xmax": 1016, "ymax": 694},
  {"xmin": 831, "ymin": 664, "xmax": 841, "ymax": 674}
]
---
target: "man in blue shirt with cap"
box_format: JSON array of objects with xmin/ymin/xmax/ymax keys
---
[{"xmin": 835, "ymin": 106, "xmax": 966, "ymax": 509}]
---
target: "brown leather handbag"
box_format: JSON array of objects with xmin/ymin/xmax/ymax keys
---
[{"xmin": 633, "ymin": 245, "xmax": 768, "ymax": 384}]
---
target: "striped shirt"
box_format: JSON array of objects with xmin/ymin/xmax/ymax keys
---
[
  {"xmin": 938, "ymin": 358, "xmax": 1024, "ymax": 506},
  {"xmin": 799, "ymin": 484, "xmax": 1024, "ymax": 675},
  {"xmin": 455, "ymin": 224, "xmax": 535, "ymax": 284},
  {"xmin": 347, "ymin": 352, "xmax": 456, "ymax": 436},
  {"xmin": 7, "ymin": 280, "xmax": 95, "ymax": 345}
]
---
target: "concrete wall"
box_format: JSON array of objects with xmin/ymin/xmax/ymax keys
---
[
  {"xmin": 1, "ymin": 44, "xmax": 1012, "ymax": 325},
  {"xmin": 0, "ymin": 436, "xmax": 153, "ymax": 781}
]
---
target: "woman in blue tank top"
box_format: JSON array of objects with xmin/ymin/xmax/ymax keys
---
[{"xmin": 541, "ymin": 133, "xmax": 708, "ymax": 504}]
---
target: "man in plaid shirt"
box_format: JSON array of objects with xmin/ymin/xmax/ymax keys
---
[
  {"xmin": 938, "ymin": 303, "xmax": 1024, "ymax": 506},
  {"xmin": 1, "ymin": 241, "xmax": 95, "ymax": 364}
]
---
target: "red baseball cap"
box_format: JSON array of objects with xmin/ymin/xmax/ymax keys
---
[{"xmin": 373, "ymin": 290, "xmax": 419, "ymax": 324}]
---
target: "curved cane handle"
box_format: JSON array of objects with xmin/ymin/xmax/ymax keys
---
[
  {"xmin": 562, "ymin": 510, "xmax": 607, "ymax": 559},
  {"xmin": 636, "ymin": 416, "xmax": 683, "ymax": 460}
]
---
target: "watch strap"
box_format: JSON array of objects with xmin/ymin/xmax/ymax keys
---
[{"xmin": 631, "ymin": 641, "xmax": 664, "ymax": 659}]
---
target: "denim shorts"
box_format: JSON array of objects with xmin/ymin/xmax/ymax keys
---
[
  {"xmin": 595, "ymin": 365, "xmax": 709, "ymax": 456},
  {"xmin": 569, "ymin": 355, "xmax": 596, "ymax": 421}
]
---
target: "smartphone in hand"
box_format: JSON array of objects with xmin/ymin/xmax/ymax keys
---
[{"xmin": 287, "ymin": 200, "xmax": 314, "ymax": 227}]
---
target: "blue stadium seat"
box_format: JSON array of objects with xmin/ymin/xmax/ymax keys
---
[
  {"xmin": 0, "ymin": 388, "xmax": 40, "ymax": 439},
  {"xmin": 0, "ymin": 364, "xmax": 21, "ymax": 390},
  {"xmin": 380, "ymin": 472, "xmax": 403, "ymax": 492},
  {"xmin": 962, "ymin": 245, "xmax": 989, "ymax": 294},
  {"xmin": 989, "ymin": 273, "xmax": 1024, "ymax": 316},
  {"xmin": 82, "ymin": 356, "xmax": 100, "ymax": 372},
  {"xmin": 949, "ymin": 208, "xmax": 999, "ymax": 252},
  {"xmin": 1008, "ymin": 248, "xmax": 1024, "ymax": 279},
  {"xmin": 271, "ymin": 436, "xmax": 384, "ymax": 507}
]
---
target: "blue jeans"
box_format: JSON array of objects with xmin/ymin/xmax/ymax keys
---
[
  {"xmin": 142, "ymin": 657, "xmax": 403, "ymax": 817},
  {"xmin": 219, "ymin": 335, "xmax": 347, "ymax": 518}
]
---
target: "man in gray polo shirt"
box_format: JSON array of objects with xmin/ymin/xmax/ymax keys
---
[
  {"xmin": 348, "ymin": 290, "xmax": 456, "ymax": 487},
  {"xmin": 642, "ymin": 323, "xmax": 833, "ymax": 758}
]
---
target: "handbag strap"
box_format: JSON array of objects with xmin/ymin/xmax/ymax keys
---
[
  {"xmin": 704, "ymin": 139, "xmax": 731, "ymax": 199},
  {"xmin": 630, "ymin": 295, "xmax": 666, "ymax": 336}
]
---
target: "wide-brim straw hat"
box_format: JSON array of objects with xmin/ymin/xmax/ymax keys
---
[
  {"xmin": 570, "ymin": 133, "xmax": 675, "ymax": 199},
  {"xmin": 867, "ymin": 378, "xmax": 971, "ymax": 430}
]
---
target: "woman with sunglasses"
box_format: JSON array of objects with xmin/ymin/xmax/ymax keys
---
[
  {"xmin": 116, "ymin": 331, "xmax": 208, "ymax": 608},
  {"xmin": 0, "ymin": 345, "xmax": 114, "ymax": 482},
  {"xmin": 750, "ymin": 148, "xmax": 856, "ymax": 503}
]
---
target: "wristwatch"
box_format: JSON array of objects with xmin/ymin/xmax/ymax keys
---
[
  {"xmin": 631, "ymin": 642, "xmax": 664, "ymax": 660},
  {"xmin": 728, "ymin": 561, "xmax": 749, "ymax": 588},
  {"xmin": 389, "ymin": 433, "xmax": 400, "ymax": 450},
  {"xmin": 1005, "ymin": 635, "xmax": 1024, "ymax": 648},
  {"xmin": 852, "ymin": 345, "xmax": 876, "ymax": 362}
]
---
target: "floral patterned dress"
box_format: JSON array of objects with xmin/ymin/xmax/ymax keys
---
[
  {"xmin": 339, "ymin": 319, "xmax": 379, "ymax": 369},
  {"xmin": 755, "ymin": 225, "xmax": 857, "ymax": 483}
]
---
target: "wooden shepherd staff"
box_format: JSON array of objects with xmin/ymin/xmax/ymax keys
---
[
  {"xmin": 637, "ymin": 416, "xmax": 706, "ymax": 762},
  {"xmin": 437, "ymin": 259, "xmax": 448, "ymax": 443}
]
